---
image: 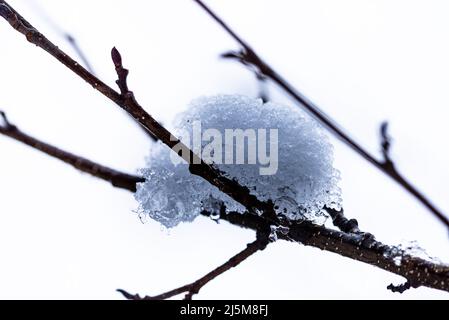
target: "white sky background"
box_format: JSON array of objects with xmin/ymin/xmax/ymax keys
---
[{"xmin": 1, "ymin": 0, "xmax": 449, "ymax": 299}]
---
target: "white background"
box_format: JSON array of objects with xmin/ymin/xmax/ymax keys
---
[{"xmin": 1, "ymin": 0, "xmax": 449, "ymax": 299}]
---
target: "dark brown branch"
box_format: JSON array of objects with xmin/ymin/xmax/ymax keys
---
[
  {"xmin": 0, "ymin": 111, "xmax": 143, "ymax": 192},
  {"xmin": 110, "ymin": 47, "xmax": 158, "ymax": 142},
  {"xmin": 117, "ymin": 234, "xmax": 269, "ymax": 300},
  {"xmin": 0, "ymin": 0, "xmax": 280, "ymax": 225},
  {"xmin": 0, "ymin": 110, "xmax": 15, "ymax": 130},
  {"xmin": 193, "ymin": 0, "xmax": 449, "ymax": 229},
  {"xmin": 204, "ymin": 211, "xmax": 449, "ymax": 294},
  {"xmin": 326, "ymin": 207, "xmax": 361, "ymax": 234},
  {"xmin": 111, "ymin": 47, "xmax": 130, "ymax": 95},
  {"xmin": 387, "ymin": 281, "xmax": 412, "ymax": 293},
  {"xmin": 380, "ymin": 122, "xmax": 394, "ymax": 169},
  {"xmin": 24, "ymin": 0, "xmax": 95, "ymax": 74}
]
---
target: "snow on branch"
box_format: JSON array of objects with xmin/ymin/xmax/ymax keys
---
[
  {"xmin": 1, "ymin": 0, "xmax": 449, "ymax": 299},
  {"xmin": 192, "ymin": 0, "xmax": 449, "ymax": 229},
  {"xmin": 135, "ymin": 95, "xmax": 342, "ymax": 228},
  {"xmin": 0, "ymin": 0, "xmax": 279, "ymax": 221}
]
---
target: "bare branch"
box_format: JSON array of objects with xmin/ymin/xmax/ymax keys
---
[
  {"xmin": 387, "ymin": 281, "xmax": 412, "ymax": 294},
  {"xmin": 0, "ymin": 111, "xmax": 143, "ymax": 192},
  {"xmin": 204, "ymin": 211, "xmax": 449, "ymax": 294},
  {"xmin": 24, "ymin": 0, "xmax": 95, "ymax": 74},
  {"xmin": 111, "ymin": 47, "xmax": 130, "ymax": 95},
  {"xmin": 326, "ymin": 207, "xmax": 361, "ymax": 234},
  {"xmin": 0, "ymin": 110, "xmax": 15, "ymax": 130},
  {"xmin": 110, "ymin": 47, "xmax": 158, "ymax": 141},
  {"xmin": 194, "ymin": 0, "xmax": 449, "ymax": 229},
  {"xmin": 380, "ymin": 122, "xmax": 394, "ymax": 168},
  {"xmin": 118, "ymin": 234, "xmax": 269, "ymax": 300}
]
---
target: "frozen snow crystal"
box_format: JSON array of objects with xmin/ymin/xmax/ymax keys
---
[
  {"xmin": 269, "ymin": 225, "xmax": 291, "ymax": 242},
  {"xmin": 135, "ymin": 95, "xmax": 342, "ymax": 228},
  {"xmin": 384, "ymin": 240, "xmax": 443, "ymax": 266}
]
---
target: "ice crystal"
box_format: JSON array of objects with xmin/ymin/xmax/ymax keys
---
[
  {"xmin": 384, "ymin": 240, "xmax": 443, "ymax": 266},
  {"xmin": 135, "ymin": 95, "xmax": 342, "ymax": 228}
]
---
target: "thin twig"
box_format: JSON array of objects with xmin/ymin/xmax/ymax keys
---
[
  {"xmin": 111, "ymin": 46, "xmax": 158, "ymax": 141},
  {"xmin": 9, "ymin": 1, "xmax": 157, "ymax": 142},
  {"xmin": 118, "ymin": 234, "xmax": 269, "ymax": 300},
  {"xmin": 325, "ymin": 207, "xmax": 361, "ymax": 234},
  {"xmin": 64, "ymin": 33, "xmax": 95, "ymax": 75},
  {"xmin": 0, "ymin": 111, "xmax": 143, "ymax": 192},
  {"xmin": 380, "ymin": 122, "xmax": 394, "ymax": 170},
  {"xmin": 387, "ymin": 281, "xmax": 412, "ymax": 293},
  {"xmin": 192, "ymin": 0, "xmax": 449, "ymax": 229},
  {"xmin": 24, "ymin": 0, "xmax": 95, "ymax": 73},
  {"xmin": 256, "ymin": 74, "xmax": 269, "ymax": 103}
]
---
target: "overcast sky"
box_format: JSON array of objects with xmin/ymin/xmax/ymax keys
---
[{"xmin": 1, "ymin": 0, "xmax": 449, "ymax": 299}]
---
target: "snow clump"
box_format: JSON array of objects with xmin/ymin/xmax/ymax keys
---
[{"xmin": 135, "ymin": 95, "xmax": 342, "ymax": 228}]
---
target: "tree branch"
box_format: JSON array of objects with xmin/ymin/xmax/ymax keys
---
[
  {"xmin": 0, "ymin": 111, "xmax": 143, "ymax": 192},
  {"xmin": 123, "ymin": 208, "xmax": 449, "ymax": 299},
  {"xmin": 326, "ymin": 207, "xmax": 361, "ymax": 234},
  {"xmin": 205, "ymin": 211, "xmax": 449, "ymax": 294},
  {"xmin": 118, "ymin": 233, "xmax": 269, "ymax": 300},
  {"xmin": 387, "ymin": 281, "xmax": 412, "ymax": 294},
  {"xmin": 110, "ymin": 46, "xmax": 158, "ymax": 141},
  {"xmin": 24, "ymin": 0, "xmax": 95, "ymax": 74},
  {"xmin": 193, "ymin": 0, "xmax": 449, "ymax": 229},
  {"xmin": 380, "ymin": 122, "xmax": 395, "ymax": 170}
]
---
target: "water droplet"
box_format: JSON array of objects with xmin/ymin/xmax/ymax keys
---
[
  {"xmin": 210, "ymin": 211, "xmax": 220, "ymax": 221},
  {"xmin": 277, "ymin": 225, "xmax": 290, "ymax": 235},
  {"xmin": 269, "ymin": 225, "xmax": 278, "ymax": 242}
]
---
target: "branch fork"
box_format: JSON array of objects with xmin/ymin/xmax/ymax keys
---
[
  {"xmin": 0, "ymin": 110, "xmax": 16, "ymax": 131},
  {"xmin": 118, "ymin": 233, "xmax": 269, "ymax": 300}
]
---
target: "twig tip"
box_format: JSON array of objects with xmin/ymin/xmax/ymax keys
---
[
  {"xmin": 0, "ymin": 110, "xmax": 15, "ymax": 130},
  {"xmin": 111, "ymin": 47, "xmax": 122, "ymax": 67},
  {"xmin": 387, "ymin": 281, "xmax": 412, "ymax": 293},
  {"xmin": 117, "ymin": 289, "xmax": 137, "ymax": 300}
]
